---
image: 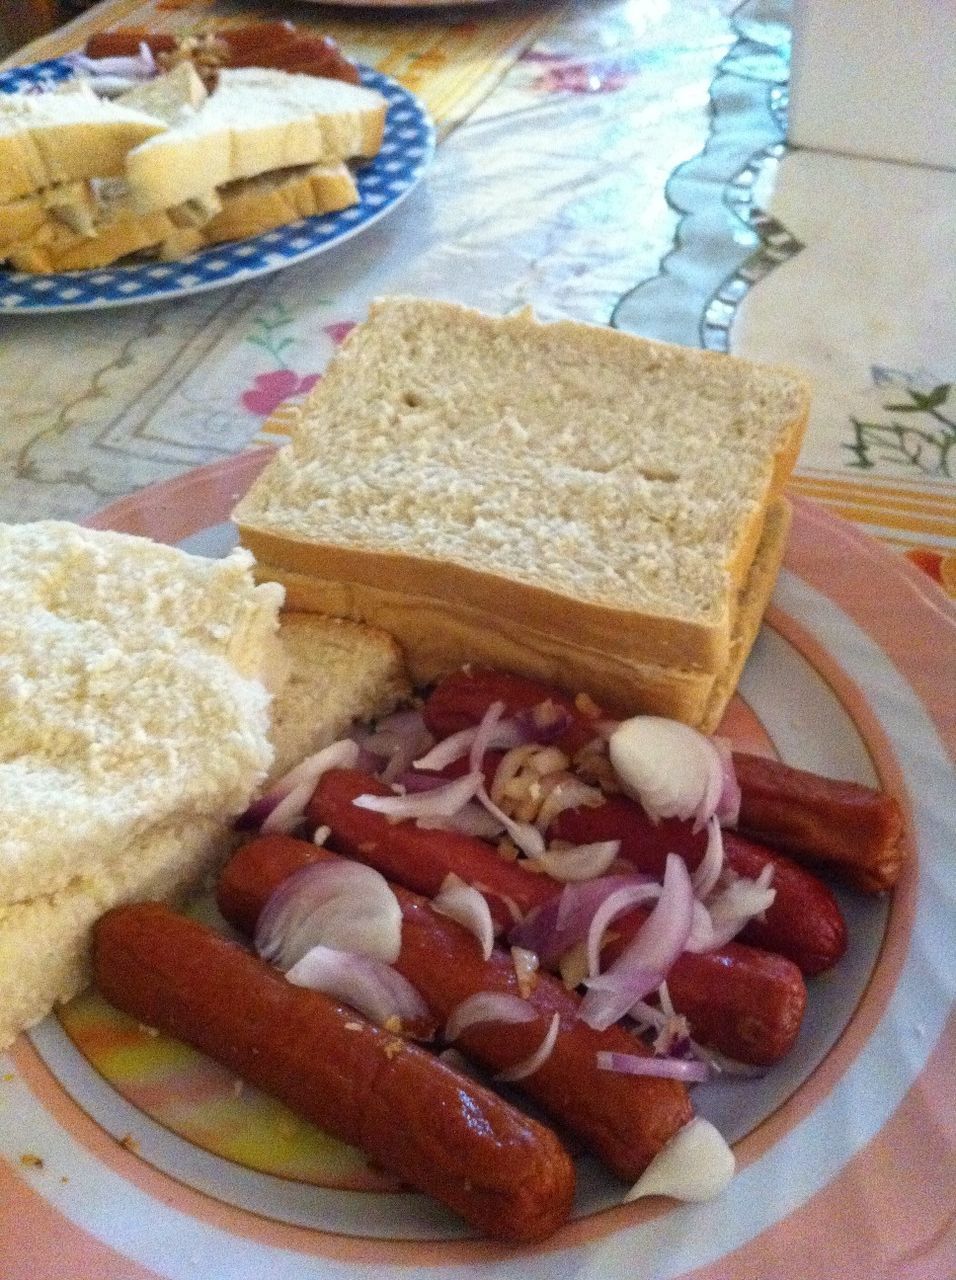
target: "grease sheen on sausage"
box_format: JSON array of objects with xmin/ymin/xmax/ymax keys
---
[
  {"xmin": 219, "ymin": 834, "xmax": 694, "ymax": 1180},
  {"xmin": 93, "ymin": 903, "xmax": 575, "ymax": 1244},
  {"xmin": 307, "ymin": 770, "xmax": 807, "ymax": 1065}
]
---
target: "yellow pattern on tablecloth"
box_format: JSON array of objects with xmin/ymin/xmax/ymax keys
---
[{"xmin": 1, "ymin": 0, "xmax": 567, "ymax": 135}]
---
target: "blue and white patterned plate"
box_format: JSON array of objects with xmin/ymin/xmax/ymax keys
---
[{"xmin": 0, "ymin": 60, "xmax": 434, "ymax": 313}]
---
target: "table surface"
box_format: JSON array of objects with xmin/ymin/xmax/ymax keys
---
[{"xmin": 1, "ymin": 2, "xmax": 954, "ymax": 1278}]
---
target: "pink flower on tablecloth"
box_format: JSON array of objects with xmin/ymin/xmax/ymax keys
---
[
  {"xmin": 521, "ymin": 51, "xmax": 634, "ymax": 95},
  {"xmin": 323, "ymin": 320, "xmax": 356, "ymax": 345},
  {"xmin": 240, "ymin": 369, "xmax": 320, "ymax": 416}
]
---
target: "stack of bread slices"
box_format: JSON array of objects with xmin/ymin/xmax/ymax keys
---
[
  {"xmin": 0, "ymin": 63, "xmax": 386, "ymax": 272},
  {"xmin": 233, "ymin": 297, "xmax": 810, "ymax": 731}
]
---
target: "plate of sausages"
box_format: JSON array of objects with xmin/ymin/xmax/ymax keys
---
[{"xmin": 2, "ymin": 453, "xmax": 954, "ymax": 1280}]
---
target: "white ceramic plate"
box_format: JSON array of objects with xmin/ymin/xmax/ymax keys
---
[
  {"xmin": 0, "ymin": 61, "xmax": 434, "ymax": 314},
  {"xmin": 2, "ymin": 455, "xmax": 953, "ymax": 1279}
]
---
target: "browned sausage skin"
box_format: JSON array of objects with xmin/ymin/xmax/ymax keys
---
[
  {"xmin": 306, "ymin": 771, "xmax": 807, "ymax": 1066},
  {"xmin": 219, "ymin": 834, "xmax": 695, "ymax": 1180},
  {"xmin": 92, "ymin": 903, "xmax": 575, "ymax": 1244}
]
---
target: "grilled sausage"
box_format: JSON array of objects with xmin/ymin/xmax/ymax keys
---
[
  {"xmin": 219, "ymin": 834, "xmax": 694, "ymax": 1179},
  {"xmin": 306, "ymin": 772, "xmax": 807, "ymax": 1065},
  {"xmin": 93, "ymin": 902, "xmax": 575, "ymax": 1243}
]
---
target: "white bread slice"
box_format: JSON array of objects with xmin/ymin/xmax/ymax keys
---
[
  {"xmin": 115, "ymin": 60, "xmax": 208, "ymax": 123},
  {"xmin": 159, "ymin": 162, "xmax": 359, "ymax": 259},
  {"xmin": 125, "ymin": 68, "xmax": 386, "ymax": 211},
  {"xmin": 0, "ymin": 522, "xmax": 284, "ymax": 909},
  {"xmin": 0, "ymin": 84, "xmax": 167, "ymax": 202},
  {"xmin": 233, "ymin": 297, "xmax": 809, "ymax": 684},
  {"xmin": 3, "ymin": 180, "xmax": 179, "ymax": 272},
  {"xmin": 0, "ymin": 607, "xmax": 409, "ymax": 1050}
]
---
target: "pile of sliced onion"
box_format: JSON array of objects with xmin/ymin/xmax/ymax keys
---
[
  {"xmin": 286, "ymin": 944, "xmax": 429, "ymax": 1031},
  {"xmin": 63, "ymin": 44, "xmax": 157, "ymax": 95},
  {"xmin": 255, "ymin": 860, "xmax": 402, "ymax": 970},
  {"xmin": 596, "ymin": 1050, "xmax": 709, "ymax": 1083},
  {"xmin": 608, "ymin": 717, "xmax": 741, "ymax": 830}
]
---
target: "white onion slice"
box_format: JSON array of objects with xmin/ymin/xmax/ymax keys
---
[
  {"xmin": 496, "ymin": 1011, "xmax": 561, "ymax": 1082},
  {"xmin": 414, "ymin": 717, "xmax": 525, "ymax": 771},
  {"xmin": 416, "ymin": 800, "xmax": 505, "ymax": 840},
  {"xmin": 366, "ymin": 709, "xmax": 435, "ymax": 784},
  {"xmin": 260, "ymin": 739, "xmax": 360, "ymax": 834},
  {"xmin": 353, "ymin": 770, "xmax": 482, "ymax": 820},
  {"xmin": 510, "ymin": 946, "xmax": 539, "ymax": 998},
  {"xmin": 476, "ymin": 784, "xmax": 546, "ymax": 858},
  {"xmin": 596, "ymin": 1050, "xmax": 709, "ymax": 1083},
  {"xmin": 690, "ymin": 817, "xmax": 725, "ymax": 899},
  {"xmin": 580, "ymin": 855, "xmax": 695, "ymax": 1030},
  {"xmin": 608, "ymin": 717, "xmax": 734, "ymax": 830},
  {"xmin": 286, "ymin": 944, "xmax": 429, "ymax": 1031},
  {"xmin": 444, "ymin": 992, "xmax": 537, "ymax": 1043},
  {"xmin": 537, "ymin": 840, "xmax": 622, "ymax": 883},
  {"xmin": 712, "ymin": 736, "xmax": 742, "ymax": 827},
  {"xmin": 624, "ymin": 1117, "xmax": 735, "ymax": 1203},
  {"xmin": 255, "ymin": 861, "xmax": 402, "ymax": 970},
  {"xmin": 431, "ymin": 874, "xmax": 495, "ymax": 960},
  {"xmin": 585, "ymin": 882, "xmax": 663, "ymax": 979},
  {"xmin": 534, "ymin": 775, "xmax": 604, "ymax": 832},
  {"xmin": 701, "ymin": 864, "xmax": 777, "ymax": 949}
]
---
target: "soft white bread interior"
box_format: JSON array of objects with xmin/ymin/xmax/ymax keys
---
[
  {"xmin": 0, "ymin": 522, "xmax": 284, "ymax": 909},
  {"xmin": 125, "ymin": 67, "xmax": 386, "ymax": 210},
  {"xmin": 0, "ymin": 84, "xmax": 167, "ymax": 202},
  {"xmin": 0, "ymin": 575, "xmax": 411, "ymax": 1052},
  {"xmin": 233, "ymin": 297, "xmax": 809, "ymax": 688}
]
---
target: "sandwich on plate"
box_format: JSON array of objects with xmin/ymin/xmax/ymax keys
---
[{"xmin": 0, "ymin": 63, "xmax": 385, "ymax": 272}]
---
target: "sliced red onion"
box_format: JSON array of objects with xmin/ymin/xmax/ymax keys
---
[
  {"xmin": 534, "ymin": 775, "xmax": 604, "ymax": 832},
  {"xmin": 608, "ymin": 717, "xmax": 731, "ymax": 831},
  {"xmin": 286, "ymin": 945, "xmax": 429, "ymax": 1031},
  {"xmin": 496, "ymin": 1011, "xmax": 561, "ymax": 1082},
  {"xmin": 250, "ymin": 739, "xmax": 359, "ymax": 834},
  {"xmin": 712, "ymin": 736, "xmax": 742, "ymax": 827},
  {"xmin": 536, "ymin": 840, "xmax": 621, "ymax": 883},
  {"xmin": 366, "ymin": 709, "xmax": 435, "ymax": 784},
  {"xmin": 698, "ymin": 863, "xmax": 777, "ymax": 949},
  {"xmin": 414, "ymin": 717, "xmax": 526, "ymax": 771},
  {"xmin": 580, "ymin": 855, "xmax": 695, "ymax": 1030},
  {"xmin": 596, "ymin": 1050, "xmax": 709, "ymax": 1083},
  {"xmin": 476, "ymin": 784, "xmax": 546, "ymax": 858},
  {"xmin": 585, "ymin": 882, "xmax": 663, "ymax": 979},
  {"xmin": 508, "ymin": 874, "xmax": 640, "ymax": 965},
  {"xmin": 416, "ymin": 800, "xmax": 505, "ymax": 840},
  {"xmin": 353, "ymin": 770, "xmax": 481, "ymax": 820},
  {"xmin": 444, "ymin": 991, "xmax": 537, "ymax": 1043},
  {"xmin": 431, "ymin": 874, "xmax": 494, "ymax": 960},
  {"xmin": 255, "ymin": 861, "xmax": 402, "ymax": 970},
  {"xmin": 690, "ymin": 817, "xmax": 724, "ymax": 899}
]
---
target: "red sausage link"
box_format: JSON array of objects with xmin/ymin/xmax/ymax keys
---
[
  {"xmin": 552, "ymin": 799, "xmax": 848, "ymax": 976},
  {"xmin": 425, "ymin": 669, "xmax": 903, "ymax": 890},
  {"xmin": 305, "ymin": 774, "xmax": 806, "ymax": 1065},
  {"xmin": 732, "ymin": 752, "xmax": 905, "ymax": 893},
  {"xmin": 85, "ymin": 30, "xmax": 178, "ymax": 56},
  {"xmin": 93, "ymin": 903, "xmax": 574, "ymax": 1243},
  {"xmin": 307, "ymin": 768, "xmax": 558, "ymax": 929},
  {"xmin": 220, "ymin": 835, "xmax": 694, "ymax": 1180},
  {"xmin": 423, "ymin": 667, "xmax": 602, "ymax": 754}
]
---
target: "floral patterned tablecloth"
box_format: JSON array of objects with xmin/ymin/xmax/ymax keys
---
[{"xmin": 1, "ymin": 0, "xmax": 953, "ymax": 594}]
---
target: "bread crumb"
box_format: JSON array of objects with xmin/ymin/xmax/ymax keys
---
[
  {"xmin": 60, "ymin": 1175, "xmax": 69, "ymax": 1184},
  {"xmin": 118, "ymin": 1133, "xmax": 140, "ymax": 1153},
  {"xmin": 2, "ymin": 1072, "xmax": 15, "ymax": 1082},
  {"xmin": 20, "ymin": 1153, "xmax": 43, "ymax": 1168},
  {"xmin": 383, "ymin": 1015, "xmax": 402, "ymax": 1034},
  {"xmin": 383, "ymin": 1039, "xmax": 404, "ymax": 1059}
]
